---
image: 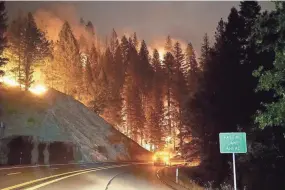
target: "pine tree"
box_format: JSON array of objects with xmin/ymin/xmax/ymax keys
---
[
  {"xmin": 173, "ymin": 41, "xmax": 184, "ymax": 72},
  {"xmin": 238, "ymin": 1, "xmax": 265, "ymax": 129},
  {"xmin": 149, "ymin": 49, "xmax": 165, "ymax": 149},
  {"xmin": 110, "ymin": 29, "xmax": 119, "ymax": 56},
  {"xmin": 199, "ymin": 33, "xmax": 210, "ymax": 71},
  {"xmin": 82, "ymin": 44, "xmax": 98, "ymax": 104},
  {"xmin": 121, "ymin": 35, "xmax": 129, "ymax": 68},
  {"xmin": 163, "ymin": 52, "xmax": 175, "ymax": 140},
  {"xmin": 138, "ymin": 40, "xmax": 153, "ymax": 145},
  {"xmin": 0, "ymin": 1, "xmax": 7, "ymax": 75},
  {"xmin": 138, "ymin": 40, "xmax": 149, "ymax": 62},
  {"xmin": 138, "ymin": 40, "xmax": 151, "ymax": 89},
  {"xmin": 102, "ymin": 48, "xmax": 114, "ymax": 82},
  {"xmin": 165, "ymin": 35, "xmax": 173, "ymax": 53},
  {"xmin": 185, "ymin": 42, "xmax": 199, "ymax": 96},
  {"xmin": 183, "ymin": 43, "xmax": 198, "ymax": 76},
  {"xmin": 152, "ymin": 49, "xmax": 161, "ymax": 72},
  {"xmin": 214, "ymin": 18, "xmax": 226, "ymax": 51},
  {"xmin": 6, "ymin": 13, "xmax": 25, "ymax": 82},
  {"xmin": 102, "ymin": 47, "xmax": 124, "ymax": 126},
  {"xmin": 123, "ymin": 44, "xmax": 145, "ymax": 141},
  {"xmin": 53, "ymin": 21, "xmax": 81, "ymax": 97},
  {"xmin": 8, "ymin": 12, "xmax": 51, "ymax": 90},
  {"xmin": 186, "ymin": 43, "xmax": 198, "ymax": 73},
  {"xmin": 172, "ymin": 41, "xmax": 186, "ymax": 149},
  {"xmin": 114, "ymin": 45, "xmax": 125, "ymax": 88},
  {"xmin": 111, "ymin": 45, "xmax": 125, "ymax": 128},
  {"xmin": 133, "ymin": 32, "xmax": 139, "ymax": 51},
  {"xmin": 90, "ymin": 61, "xmax": 109, "ymax": 114}
]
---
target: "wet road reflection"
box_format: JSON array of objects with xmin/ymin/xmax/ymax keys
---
[
  {"xmin": 107, "ymin": 165, "xmax": 172, "ymax": 190},
  {"xmin": 33, "ymin": 164, "xmax": 172, "ymax": 190}
]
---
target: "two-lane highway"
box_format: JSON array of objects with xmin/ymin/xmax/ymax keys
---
[
  {"xmin": 0, "ymin": 163, "xmax": 173, "ymax": 190},
  {"xmin": 0, "ymin": 162, "xmax": 117, "ymax": 189}
]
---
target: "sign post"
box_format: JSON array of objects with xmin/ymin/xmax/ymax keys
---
[
  {"xmin": 176, "ymin": 167, "xmax": 179, "ymax": 184},
  {"xmin": 219, "ymin": 132, "xmax": 247, "ymax": 190}
]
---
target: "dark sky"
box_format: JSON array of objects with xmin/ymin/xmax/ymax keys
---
[{"xmin": 6, "ymin": 1, "xmax": 275, "ymax": 54}]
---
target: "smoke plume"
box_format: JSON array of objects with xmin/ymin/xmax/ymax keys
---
[{"xmin": 33, "ymin": 4, "xmax": 98, "ymax": 50}]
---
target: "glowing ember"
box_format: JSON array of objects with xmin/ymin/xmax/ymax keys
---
[
  {"xmin": 29, "ymin": 84, "xmax": 48, "ymax": 95},
  {"xmin": 0, "ymin": 76, "xmax": 48, "ymax": 95}
]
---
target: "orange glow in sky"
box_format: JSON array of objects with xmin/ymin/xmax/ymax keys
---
[{"xmin": 158, "ymin": 48, "xmax": 165, "ymax": 61}]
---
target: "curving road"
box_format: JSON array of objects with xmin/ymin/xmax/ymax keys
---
[{"xmin": 0, "ymin": 163, "xmax": 174, "ymax": 190}]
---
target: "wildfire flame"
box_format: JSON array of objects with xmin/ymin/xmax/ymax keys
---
[
  {"xmin": 29, "ymin": 84, "xmax": 48, "ymax": 95},
  {"xmin": 1, "ymin": 76, "xmax": 19, "ymax": 87},
  {"xmin": 0, "ymin": 76, "xmax": 48, "ymax": 95},
  {"xmin": 158, "ymin": 48, "xmax": 165, "ymax": 61}
]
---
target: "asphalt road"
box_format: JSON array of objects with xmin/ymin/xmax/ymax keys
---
[{"xmin": 0, "ymin": 163, "xmax": 174, "ymax": 190}]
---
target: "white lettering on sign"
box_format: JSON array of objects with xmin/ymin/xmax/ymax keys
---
[
  {"xmin": 219, "ymin": 132, "xmax": 247, "ymax": 154},
  {"xmin": 223, "ymin": 135, "xmax": 243, "ymax": 152}
]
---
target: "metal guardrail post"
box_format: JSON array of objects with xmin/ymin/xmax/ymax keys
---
[{"xmin": 176, "ymin": 167, "xmax": 179, "ymax": 184}]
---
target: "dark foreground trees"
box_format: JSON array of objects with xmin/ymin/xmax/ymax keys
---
[
  {"xmin": 2, "ymin": 2, "xmax": 284, "ymax": 189},
  {"xmin": 0, "ymin": 1, "xmax": 7, "ymax": 75},
  {"xmin": 181, "ymin": 1, "xmax": 285, "ymax": 190}
]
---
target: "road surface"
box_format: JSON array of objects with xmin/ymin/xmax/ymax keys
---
[{"xmin": 0, "ymin": 162, "xmax": 174, "ymax": 190}]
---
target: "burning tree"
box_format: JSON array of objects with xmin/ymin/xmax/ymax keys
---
[
  {"xmin": 6, "ymin": 12, "xmax": 50, "ymax": 90},
  {"xmin": 52, "ymin": 21, "xmax": 82, "ymax": 98}
]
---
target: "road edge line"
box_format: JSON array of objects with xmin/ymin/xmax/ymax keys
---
[
  {"xmin": 24, "ymin": 164, "xmax": 134, "ymax": 190},
  {"xmin": 156, "ymin": 166, "xmax": 186, "ymax": 190},
  {"xmin": 1, "ymin": 164, "xmax": 119, "ymax": 190},
  {"xmin": 156, "ymin": 167, "xmax": 177, "ymax": 189}
]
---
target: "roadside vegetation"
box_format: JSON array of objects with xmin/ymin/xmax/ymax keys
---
[
  {"xmin": 181, "ymin": 1, "xmax": 285, "ymax": 189},
  {"xmin": 0, "ymin": 1, "xmax": 284, "ymax": 189}
]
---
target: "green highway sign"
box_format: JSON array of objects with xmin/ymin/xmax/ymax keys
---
[{"xmin": 219, "ymin": 132, "xmax": 247, "ymax": 154}]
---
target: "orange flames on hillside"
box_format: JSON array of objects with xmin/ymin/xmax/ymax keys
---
[{"xmin": 0, "ymin": 76, "xmax": 48, "ymax": 95}]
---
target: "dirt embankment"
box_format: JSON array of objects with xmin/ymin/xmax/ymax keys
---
[{"xmin": 0, "ymin": 86, "xmax": 152, "ymax": 165}]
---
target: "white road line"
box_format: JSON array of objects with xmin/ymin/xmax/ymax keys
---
[
  {"xmin": 105, "ymin": 171, "xmax": 128, "ymax": 190},
  {"xmin": 0, "ymin": 162, "xmax": 146, "ymax": 171},
  {"xmin": 51, "ymin": 168, "xmax": 59, "ymax": 170},
  {"xmin": 0, "ymin": 162, "xmax": 115, "ymax": 171},
  {"xmin": 2, "ymin": 163, "xmax": 139, "ymax": 190},
  {"xmin": 6, "ymin": 172, "xmax": 21, "ymax": 176},
  {"xmin": 24, "ymin": 164, "xmax": 133, "ymax": 190},
  {"xmin": 2, "ymin": 166, "xmax": 114, "ymax": 190}
]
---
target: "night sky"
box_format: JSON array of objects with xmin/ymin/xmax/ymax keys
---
[{"xmin": 6, "ymin": 1, "xmax": 275, "ymax": 54}]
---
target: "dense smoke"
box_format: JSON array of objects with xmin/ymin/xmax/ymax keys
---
[
  {"xmin": 33, "ymin": 4, "xmax": 98, "ymax": 50},
  {"xmin": 33, "ymin": 4, "xmax": 189, "ymax": 56}
]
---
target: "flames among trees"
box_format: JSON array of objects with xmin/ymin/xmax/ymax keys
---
[
  {"xmin": 1, "ymin": 1, "xmax": 285, "ymax": 189},
  {"xmin": 1, "ymin": 8, "xmax": 200, "ymax": 151},
  {"xmin": 5, "ymin": 11, "xmax": 50, "ymax": 91}
]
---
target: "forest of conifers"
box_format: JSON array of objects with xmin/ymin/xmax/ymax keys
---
[{"xmin": 0, "ymin": 1, "xmax": 285, "ymax": 189}]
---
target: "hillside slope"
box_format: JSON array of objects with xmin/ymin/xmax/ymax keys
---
[{"xmin": 0, "ymin": 86, "xmax": 152, "ymax": 165}]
